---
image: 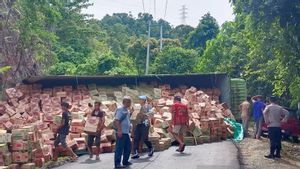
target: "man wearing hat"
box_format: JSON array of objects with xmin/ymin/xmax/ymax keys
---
[
  {"xmin": 131, "ymin": 95, "xmax": 154, "ymax": 159},
  {"xmin": 263, "ymin": 96, "xmax": 289, "ymax": 159}
]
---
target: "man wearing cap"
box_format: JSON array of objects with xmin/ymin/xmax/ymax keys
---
[
  {"xmin": 171, "ymin": 96, "xmax": 189, "ymax": 152},
  {"xmin": 263, "ymin": 96, "xmax": 289, "ymax": 159},
  {"xmin": 114, "ymin": 96, "xmax": 132, "ymax": 168},
  {"xmin": 132, "ymin": 95, "xmax": 154, "ymax": 159}
]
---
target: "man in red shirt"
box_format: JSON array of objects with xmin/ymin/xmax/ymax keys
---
[{"xmin": 171, "ymin": 96, "xmax": 189, "ymax": 152}]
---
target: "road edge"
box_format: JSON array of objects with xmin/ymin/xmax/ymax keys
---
[{"xmin": 231, "ymin": 140, "xmax": 243, "ymax": 169}]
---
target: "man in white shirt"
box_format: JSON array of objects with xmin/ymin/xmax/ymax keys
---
[{"xmin": 263, "ymin": 96, "xmax": 289, "ymax": 159}]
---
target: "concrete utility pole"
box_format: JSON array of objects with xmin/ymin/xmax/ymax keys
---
[
  {"xmin": 145, "ymin": 20, "xmax": 151, "ymax": 75},
  {"xmin": 180, "ymin": 5, "xmax": 187, "ymax": 25},
  {"xmin": 160, "ymin": 25, "xmax": 163, "ymax": 51}
]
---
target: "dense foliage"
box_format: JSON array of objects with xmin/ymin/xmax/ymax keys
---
[
  {"xmin": 1, "ymin": 0, "xmax": 299, "ymax": 107},
  {"xmin": 199, "ymin": 0, "xmax": 300, "ymax": 108}
]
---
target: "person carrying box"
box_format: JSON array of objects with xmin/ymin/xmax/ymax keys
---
[{"xmin": 87, "ymin": 101, "xmax": 105, "ymax": 161}]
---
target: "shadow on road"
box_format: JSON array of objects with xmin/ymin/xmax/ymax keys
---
[
  {"xmin": 172, "ymin": 152, "xmax": 192, "ymax": 157},
  {"xmin": 79, "ymin": 158, "xmax": 102, "ymax": 164},
  {"xmin": 131, "ymin": 156, "xmax": 152, "ymax": 163}
]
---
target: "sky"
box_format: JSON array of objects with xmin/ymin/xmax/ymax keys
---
[{"xmin": 83, "ymin": 0, "xmax": 235, "ymax": 27}]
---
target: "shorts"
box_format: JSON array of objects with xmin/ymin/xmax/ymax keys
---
[
  {"xmin": 173, "ymin": 125, "xmax": 187, "ymax": 134},
  {"xmin": 87, "ymin": 135, "xmax": 101, "ymax": 147},
  {"xmin": 54, "ymin": 134, "xmax": 67, "ymax": 148}
]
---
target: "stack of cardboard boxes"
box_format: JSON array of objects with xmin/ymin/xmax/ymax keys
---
[{"xmin": 0, "ymin": 83, "xmax": 234, "ymax": 168}]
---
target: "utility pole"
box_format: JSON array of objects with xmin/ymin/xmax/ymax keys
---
[
  {"xmin": 145, "ymin": 20, "xmax": 151, "ymax": 75},
  {"xmin": 180, "ymin": 5, "xmax": 187, "ymax": 25},
  {"xmin": 160, "ymin": 24, "xmax": 163, "ymax": 51}
]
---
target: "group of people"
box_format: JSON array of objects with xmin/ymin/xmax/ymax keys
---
[
  {"xmin": 52, "ymin": 101, "xmax": 105, "ymax": 162},
  {"xmin": 50, "ymin": 92, "xmax": 288, "ymax": 166},
  {"xmin": 239, "ymin": 95, "xmax": 289, "ymax": 159},
  {"xmin": 51, "ymin": 95, "xmax": 189, "ymax": 169},
  {"xmin": 113, "ymin": 95, "xmax": 189, "ymax": 168}
]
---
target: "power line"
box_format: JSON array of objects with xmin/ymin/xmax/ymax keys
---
[
  {"xmin": 164, "ymin": 0, "xmax": 168, "ymax": 19},
  {"xmin": 141, "ymin": 0, "xmax": 145, "ymax": 13},
  {"xmin": 149, "ymin": 0, "xmax": 151, "ymax": 14},
  {"xmin": 154, "ymin": 0, "xmax": 156, "ymax": 19},
  {"xmin": 180, "ymin": 5, "xmax": 187, "ymax": 25}
]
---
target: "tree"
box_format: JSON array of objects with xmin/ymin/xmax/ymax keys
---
[
  {"xmin": 197, "ymin": 20, "xmax": 250, "ymax": 77},
  {"xmin": 171, "ymin": 25, "xmax": 194, "ymax": 45},
  {"xmin": 128, "ymin": 38, "xmax": 159, "ymax": 75},
  {"xmin": 230, "ymin": 0, "xmax": 300, "ymax": 107},
  {"xmin": 153, "ymin": 47, "xmax": 198, "ymax": 74},
  {"xmin": 185, "ymin": 13, "xmax": 219, "ymax": 53}
]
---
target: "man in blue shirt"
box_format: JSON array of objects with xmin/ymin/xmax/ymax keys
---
[
  {"xmin": 114, "ymin": 96, "xmax": 132, "ymax": 168},
  {"xmin": 253, "ymin": 96, "xmax": 266, "ymax": 139}
]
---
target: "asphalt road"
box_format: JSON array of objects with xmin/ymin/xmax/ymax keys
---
[{"xmin": 54, "ymin": 141, "xmax": 240, "ymax": 169}]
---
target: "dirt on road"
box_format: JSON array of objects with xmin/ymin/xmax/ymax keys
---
[{"xmin": 238, "ymin": 137, "xmax": 300, "ymax": 169}]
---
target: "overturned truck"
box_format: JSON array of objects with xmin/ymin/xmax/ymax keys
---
[{"xmin": 0, "ymin": 73, "xmax": 246, "ymax": 168}]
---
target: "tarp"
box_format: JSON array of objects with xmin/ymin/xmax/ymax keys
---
[{"xmin": 224, "ymin": 118, "xmax": 244, "ymax": 142}]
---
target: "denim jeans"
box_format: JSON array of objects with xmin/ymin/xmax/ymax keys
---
[
  {"xmin": 114, "ymin": 134, "xmax": 131, "ymax": 167},
  {"xmin": 254, "ymin": 116, "xmax": 263, "ymax": 138}
]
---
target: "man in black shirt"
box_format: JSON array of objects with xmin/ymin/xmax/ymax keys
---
[
  {"xmin": 87, "ymin": 101, "xmax": 105, "ymax": 160},
  {"xmin": 53, "ymin": 102, "xmax": 77, "ymax": 161}
]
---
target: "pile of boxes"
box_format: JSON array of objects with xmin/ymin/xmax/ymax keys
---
[{"xmin": 0, "ymin": 83, "xmax": 234, "ymax": 168}]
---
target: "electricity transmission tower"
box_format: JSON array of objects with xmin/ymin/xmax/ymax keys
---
[{"xmin": 180, "ymin": 5, "xmax": 187, "ymax": 25}]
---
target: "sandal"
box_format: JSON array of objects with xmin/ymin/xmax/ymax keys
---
[{"xmin": 180, "ymin": 144, "xmax": 186, "ymax": 152}]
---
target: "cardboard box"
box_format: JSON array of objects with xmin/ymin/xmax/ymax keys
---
[
  {"xmin": 53, "ymin": 115, "xmax": 62, "ymax": 125},
  {"xmin": 3, "ymin": 153, "xmax": 11, "ymax": 166},
  {"xmin": 32, "ymin": 149, "xmax": 44, "ymax": 159},
  {"xmin": 12, "ymin": 140, "xmax": 29, "ymax": 151},
  {"xmin": 4, "ymin": 121, "xmax": 13, "ymax": 130},
  {"xmin": 20, "ymin": 163, "xmax": 35, "ymax": 169},
  {"xmin": 101, "ymin": 142, "xmax": 112, "ymax": 153},
  {"xmin": 56, "ymin": 92, "xmax": 67, "ymax": 98},
  {"xmin": 154, "ymin": 119, "xmax": 164, "ymax": 128},
  {"xmin": 8, "ymin": 164, "xmax": 20, "ymax": 169},
  {"xmin": 0, "ymin": 144, "xmax": 9, "ymax": 154},
  {"xmin": 69, "ymin": 133, "xmax": 81, "ymax": 139},
  {"xmin": 0, "ymin": 155, "xmax": 4, "ymax": 166},
  {"xmin": 0, "ymin": 133, "xmax": 11, "ymax": 143},
  {"xmin": 12, "ymin": 152, "xmax": 29, "ymax": 163},
  {"xmin": 71, "ymin": 126, "xmax": 84, "ymax": 133},
  {"xmin": 84, "ymin": 117, "xmax": 100, "ymax": 133},
  {"xmin": 34, "ymin": 158, "xmax": 45, "ymax": 168},
  {"xmin": 71, "ymin": 119, "xmax": 85, "ymax": 126},
  {"xmin": 104, "ymin": 130, "xmax": 116, "ymax": 142}
]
